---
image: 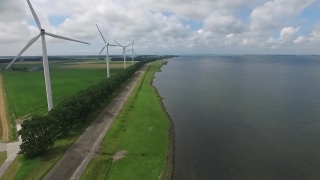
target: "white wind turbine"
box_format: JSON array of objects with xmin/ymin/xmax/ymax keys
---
[
  {"xmin": 125, "ymin": 41, "xmax": 135, "ymax": 65},
  {"xmin": 96, "ymin": 24, "xmax": 119, "ymax": 78},
  {"xmin": 6, "ymin": 0, "xmax": 90, "ymax": 111},
  {"xmin": 113, "ymin": 40, "xmax": 133, "ymax": 69}
]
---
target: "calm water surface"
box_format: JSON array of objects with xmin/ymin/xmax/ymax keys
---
[{"xmin": 153, "ymin": 55, "xmax": 320, "ymax": 180}]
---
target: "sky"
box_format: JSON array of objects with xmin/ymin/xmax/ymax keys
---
[{"xmin": 0, "ymin": 0, "xmax": 319, "ymax": 56}]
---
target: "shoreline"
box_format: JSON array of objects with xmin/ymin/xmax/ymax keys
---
[{"xmin": 151, "ymin": 60, "xmax": 175, "ymax": 180}]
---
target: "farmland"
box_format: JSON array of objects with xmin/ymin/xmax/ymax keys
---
[{"xmin": 1, "ymin": 60, "xmax": 135, "ymax": 118}]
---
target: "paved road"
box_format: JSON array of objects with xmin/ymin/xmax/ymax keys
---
[
  {"xmin": 43, "ymin": 64, "xmax": 150, "ymax": 180},
  {"xmin": 0, "ymin": 124, "xmax": 22, "ymax": 178}
]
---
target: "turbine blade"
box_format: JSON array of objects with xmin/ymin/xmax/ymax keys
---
[
  {"xmin": 134, "ymin": 51, "xmax": 138, "ymax": 56},
  {"xmin": 6, "ymin": 33, "xmax": 41, "ymax": 69},
  {"xmin": 26, "ymin": 0, "xmax": 42, "ymax": 30},
  {"xmin": 96, "ymin": 46, "xmax": 106, "ymax": 60},
  {"xmin": 96, "ymin": 24, "xmax": 106, "ymax": 44},
  {"xmin": 113, "ymin": 40, "xmax": 123, "ymax": 47},
  {"xmin": 109, "ymin": 44, "xmax": 119, "ymax": 46},
  {"xmin": 125, "ymin": 43, "xmax": 133, "ymax": 48},
  {"xmin": 45, "ymin": 32, "xmax": 90, "ymax": 45}
]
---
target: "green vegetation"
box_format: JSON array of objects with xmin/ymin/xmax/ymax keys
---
[
  {"xmin": 0, "ymin": 58, "xmax": 171, "ymax": 180},
  {"xmin": 4, "ymin": 68, "xmax": 123, "ymax": 117},
  {"xmin": 0, "ymin": 152, "xmax": 6, "ymax": 166},
  {"xmin": 81, "ymin": 61, "xmax": 173, "ymax": 180},
  {"xmin": 2, "ymin": 63, "xmax": 146, "ymax": 180},
  {"xmin": 13, "ymin": 157, "xmax": 40, "ymax": 180},
  {"xmin": 80, "ymin": 156, "xmax": 113, "ymax": 180},
  {"xmin": 19, "ymin": 60, "xmax": 148, "ymax": 157}
]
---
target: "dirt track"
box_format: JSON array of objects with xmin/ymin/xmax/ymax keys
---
[
  {"xmin": 0, "ymin": 74, "xmax": 9, "ymax": 142},
  {"xmin": 42, "ymin": 64, "xmax": 149, "ymax": 180}
]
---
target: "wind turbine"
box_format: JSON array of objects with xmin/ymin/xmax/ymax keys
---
[
  {"xmin": 6, "ymin": 0, "xmax": 90, "ymax": 111},
  {"xmin": 125, "ymin": 41, "xmax": 135, "ymax": 65},
  {"xmin": 96, "ymin": 24, "xmax": 119, "ymax": 78},
  {"xmin": 113, "ymin": 40, "xmax": 133, "ymax": 69}
]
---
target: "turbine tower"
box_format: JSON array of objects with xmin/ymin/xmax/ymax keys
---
[
  {"xmin": 131, "ymin": 40, "xmax": 134, "ymax": 65},
  {"xmin": 96, "ymin": 24, "xmax": 119, "ymax": 78},
  {"xmin": 6, "ymin": 0, "xmax": 90, "ymax": 111},
  {"xmin": 113, "ymin": 40, "xmax": 133, "ymax": 69}
]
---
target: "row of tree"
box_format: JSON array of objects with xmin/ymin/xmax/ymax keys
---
[{"xmin": 18, "ymin": 58, "xmax": 156, "ymax": 158}]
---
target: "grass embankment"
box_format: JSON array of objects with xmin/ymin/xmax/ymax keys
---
[
  {"xmin": 3, "ymin": 67, "xmax": 123, "ymax": 117},
  {"xmin": 0, "ymin": 75, "xmax": 134, "ymax": 180},
  {"xmin": 81, "ymin": 61, "xmax": 173, "ymax": 180}
]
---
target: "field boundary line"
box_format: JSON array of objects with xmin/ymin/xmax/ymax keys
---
[{"xmin": 0, "ymin": 74, "xmax": 9, "ymax": 142}]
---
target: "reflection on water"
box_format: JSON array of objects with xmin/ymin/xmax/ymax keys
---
[{"xmin": 153, "ymin": 55, "xmax": 320, "ymax": 180}]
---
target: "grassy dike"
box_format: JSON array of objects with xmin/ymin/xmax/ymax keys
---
[{"xmin": 80, "ymin": 61, "xmax": 174, "ymax": 180}]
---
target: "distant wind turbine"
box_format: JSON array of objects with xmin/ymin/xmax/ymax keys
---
[
  {"xmin": 125, "ymin": 40, "xmax": 135, "ymax": 65},
  {"xmin": 113, "ymin": 40, "xmax": 133, "ymax": 69},
  {"xmin": 96, "ymin": 24, "xmax": 119, "ymax": 78},
  {"xmin": 6, "ymin": 0, "xmax": 90, "ymax": 111}
]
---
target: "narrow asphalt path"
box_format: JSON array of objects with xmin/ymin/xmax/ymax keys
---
[
  {"xmin": 43, "ymin": 64, "xmax": 150, "ymax": 180},
  {"xmin": 0, "ymin": 124, "xmax": 22, "ymax": 178}
]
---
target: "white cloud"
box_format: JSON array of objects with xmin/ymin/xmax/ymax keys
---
[
  {"xmin": 0, "ymin": 0, "xmax": 319, "ymax": 55},
  {"xmin": 293, "ymin": 36, "xmax": 305, "ymax": 44},
  {"xmin": 250, "ymin": 0, "xmax": 316, "ymax": 31},
  {"xmin": 280, "ymin": 27, "xmax": 300, "ymax": 42},
  {"xmin": 203, "ymin": 13, "xmax": 245, "ymax": 34}
]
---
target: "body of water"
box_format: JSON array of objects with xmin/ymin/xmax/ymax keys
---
[{"xmin": 153, "ymin": 55, "xmax": 320, "ymax": 180}]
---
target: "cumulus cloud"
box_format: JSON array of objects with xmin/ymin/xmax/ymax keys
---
[
  {"xmin": 280, "ymin": 27, "xmax": 300, "ymax": 42},
  {"xmin": 203, "ymin": 13, "xmax": 245, "ymax": 34},
  {"xmin": 250, "ymin": 0, "xmax": 316, "ymax": 31},
  {"xmin": 294, "ymin": 36, "xmax": 305, "ymax": 44}
]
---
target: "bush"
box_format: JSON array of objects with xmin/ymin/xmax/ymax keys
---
[{"xmin": 19, "ymin": 116, "xmax": 58, "ymax": 158}]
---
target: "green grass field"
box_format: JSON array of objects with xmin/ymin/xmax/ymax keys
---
[
  {"xmin": 81, "ymin": 61, "xmax": 172, "ymax": 180},
  {"xmin": 2, "ymin": 61, "xmax": 125, "ymax": 118}
]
